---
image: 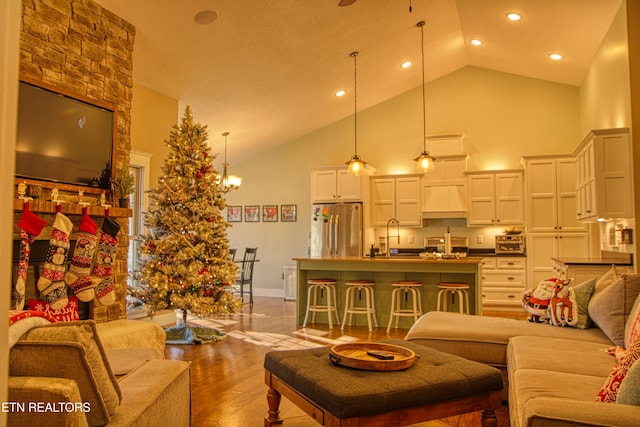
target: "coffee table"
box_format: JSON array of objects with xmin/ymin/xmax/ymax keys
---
[{"xmin": 264, "ymin": 339, "xmax": 503, "ymax": 426}]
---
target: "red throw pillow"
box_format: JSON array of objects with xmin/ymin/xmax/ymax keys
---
[
  {"xmin": 596, "ymin": 339, "xmax": 640, "ymax": 402},
  {"xmin": 27, "ymin": 296, "xmax": 80, "ymax": 322}
]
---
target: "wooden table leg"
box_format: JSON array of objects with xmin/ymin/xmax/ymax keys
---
[
  {"xmin": 264, "ymin": 386, "xmax": 284, "ymax": 427},
  {"xmin": 481, "ymin": 409, "xmax": 497, "ymax": 427}
]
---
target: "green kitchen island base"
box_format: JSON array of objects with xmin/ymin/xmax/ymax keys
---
[{"xmin": 293, "ymin": 256, "xmax": 484, "ymax": 329}]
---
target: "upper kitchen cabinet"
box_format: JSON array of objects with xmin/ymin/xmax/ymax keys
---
[
  {"xmin": 310, "ymin": 167, "xmax": 372, "ymax": 203},
  {"xmin": 371, "ymin": 175, "xmax": 422, "ymax": 226},
  {"xmin": 466, "ymin": 170, "xmax": 524, "ymax": 227},
  {"xmin": 522, "ymin": 155, "xmax": 587, "ymax": 232},
  {"xmin": 574, "ymin": 128, "xmax": 633, "ymax": 221}
]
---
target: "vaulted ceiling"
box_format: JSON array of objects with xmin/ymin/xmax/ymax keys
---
[{"xmin": 94, "ymin": 0, "xmax": 622, "ymax": 162}]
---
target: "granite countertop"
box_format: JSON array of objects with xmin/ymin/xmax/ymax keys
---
[{"xmin": 552, "ymin": 252, "xmax": 633, "ymax": 266}]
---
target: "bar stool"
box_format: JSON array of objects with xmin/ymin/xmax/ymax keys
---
[
  {"xmin": 387, "ymin": 281, "xmax": 423, "ymax": 332},
  {"xmin": 341, "ymin": 280, "xmax": 377, "ymax": 332},
  {"xmin": 303, "ymin": 279, "xmax": 340, "ymax": 329},
  {"xmin": 436, "ymin": 282, "xmax": 470, "ymax": 314}
]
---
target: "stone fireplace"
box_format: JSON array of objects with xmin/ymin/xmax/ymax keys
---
[{"xmin": 13, "ymin": 0, "xmax": 135, "ymax": 321}]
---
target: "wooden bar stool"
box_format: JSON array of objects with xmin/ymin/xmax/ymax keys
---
[
  {"xmin": 387, "ymin": 281, "xmax": 423, "ymax": 332},
  {"xmin": 303, "ymin": 279, "xmax": 340, "ymax": 329},
  {"xmin": 436, "ymin": 282, "xmax": 470, "ymax": 314},
  {"xmin": 341, "ymin": 280, "xmax": 377, "ymax": 332}
]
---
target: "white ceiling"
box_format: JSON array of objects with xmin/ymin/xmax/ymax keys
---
[{"xmin": 94, "ymin": 0, "xmax": 622, "ymax": 163}]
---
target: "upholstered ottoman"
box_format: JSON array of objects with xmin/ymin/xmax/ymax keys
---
[{"xmin": 263, "ymin": 339, "xmax": 503, "ymax": 426}]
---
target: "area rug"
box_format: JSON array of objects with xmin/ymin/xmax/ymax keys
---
[
  {"xmin": 164, "ymin": 323, "xmax": 227, "ymax": 344},
  {"xmin": 227, "ymin": 328, "xmax": 359, "ymax": 351}
]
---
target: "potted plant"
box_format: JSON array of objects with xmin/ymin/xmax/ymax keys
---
[{"xmin": 113, "ymin": 165, "xmax": 135, "ymax": 208}]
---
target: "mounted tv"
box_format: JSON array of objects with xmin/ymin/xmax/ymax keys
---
[{"xmin": 15, "ymin": 80, "xmax": 115, "ymax": 189}]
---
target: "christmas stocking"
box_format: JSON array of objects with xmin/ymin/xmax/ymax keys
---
[
  {"xmin": 64, "ymin": 211, "xmax": 98, "ymax": 302},
  {"xmin": 14, "ymin": 205, "xmax": 47, "ymax": 310},
  {"xmin": 91, "ymin": 217, "xmax": 121, "ymax": 306},
  {"xmin": 37, "ymin": 212, "xmax": 73, "ymax": 310}
]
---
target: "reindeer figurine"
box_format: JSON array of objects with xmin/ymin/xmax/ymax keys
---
[{"xmin": 549, "ymin": 278, "xmax": 576, "ymax": 327}]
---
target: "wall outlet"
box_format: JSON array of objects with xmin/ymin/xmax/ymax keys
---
[
  {"xmin": 476, "ymin": 235, "xmax": 484, "ymax": 244},
  {"xmin": 408, "ymin": 235, "xmax": 415, "ymax": 244}
]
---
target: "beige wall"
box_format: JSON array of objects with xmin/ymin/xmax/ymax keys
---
[
  {"xmin": 131, "ymin": 84, "xmax": 178, "ymax": 187},
  {"xmin": 579, "ymin": 1, "xmax": 631, "ymax": 135}
]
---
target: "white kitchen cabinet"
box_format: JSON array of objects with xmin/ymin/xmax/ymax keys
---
[
  {"xmin": 311, "ymin": 167, "xmax": 370, "ymax": 203},
  {"xmin": 371, "ymin": 175, "xmax": 421, "ymax": 226},
  {"xmin": 527, "ymin": 232, "xmax": 590, "ymax": 286},
  {"xmin": 523, "ymin": 156, "xmax": 587, "ymax": 233},
  {"xmin": 466, "ymin": 170, "xmax": 524, "ymax": 226},
  {"xmin": 574, "ymin": 128, "xmax": 633, "ymax": 221},
  {"xmin": 481, "ymin": 256, "xmax": 527, "ymax": 311}
]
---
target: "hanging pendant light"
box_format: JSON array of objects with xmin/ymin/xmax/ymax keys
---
[
  {"xmin": 346, "ymin": 51, "xmax": 367, "ymax": 176},
  {"xmin": 414, "ymin": 21, "xmax": 436, "ymax": 173},
  {"xmin": 220, "ymin": 132, "xmax": 242, "ymax": 190}
]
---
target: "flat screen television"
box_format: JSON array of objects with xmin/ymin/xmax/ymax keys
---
[{"xmin": 15, "ymin": 80, "xmax": 115, "ymax": 189}]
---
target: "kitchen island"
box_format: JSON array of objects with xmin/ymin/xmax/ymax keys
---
[{"xmin": 293, "ymin": 256, "xmax": 484, "ymax": 329}]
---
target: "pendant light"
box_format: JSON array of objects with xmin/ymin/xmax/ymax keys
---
[
  {"xmin": 346, "ymin": 51, "xmax": 367, "ymax": 176},
  {"xmin": 414, "ymin": 20, "xmax": 436, "ymax": 173},
  {"xmin": 220, "ymin": 132, "xmax": 242, "ymax": 189}
]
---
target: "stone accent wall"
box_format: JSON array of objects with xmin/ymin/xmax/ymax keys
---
[{"xmin": 15, "ymin": 0, "xmax": 135, "ymax": 321}]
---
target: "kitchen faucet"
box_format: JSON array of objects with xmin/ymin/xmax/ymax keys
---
[{"xmin": 386, "ymin": 218, "xmax": 400, "ymax": 258}]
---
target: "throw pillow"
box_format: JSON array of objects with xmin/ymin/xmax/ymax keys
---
[
  {"xmin": 597, "ymin": 338, "xmax": 640, "ymax": 402},
  {"xmin": 625, "ymin": 295, "xmax": 640, "ymax": 349},
  {"xmin": 28, "ymin": 296, "xmax": 80, "ymax": 323},
  {"xmin": 522, "ymin": 278, "xmax": 567, "ymax": 323},
  {"xmin": 548, "ymin": 278, "xmax": 577, "ymax": 327},
  {"xmin": 616, "ymin": 359, "xmax": 640, "ymax": 405},
  {"xmin": 568, "ymin": 277, "xmax": 596, "ymax": 329},
  {"xmin": 592, "ymin": 265, "xmax": 621, "ymax": 298},
  {"xmin": 589, "ymin": 275, "xmax": 640, "ymax": 347}
]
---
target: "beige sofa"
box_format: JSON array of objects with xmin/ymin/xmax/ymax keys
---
[
  {"xmin": 406, "ymin": 271, "xmax": 640, "ymax": 427},
  {"xmin": 8, "ymin": 319, "xmax": 190, "ymax": 427}
]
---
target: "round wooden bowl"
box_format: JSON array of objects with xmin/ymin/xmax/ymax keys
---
[{"xmin": 329, "ymin": 342, "xmax": 416, "ymax": 371}]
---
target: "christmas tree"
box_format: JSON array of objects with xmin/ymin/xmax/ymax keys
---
[{"xmin": 134, "ymin": 106, "xmax": 240, "ymax": 319}]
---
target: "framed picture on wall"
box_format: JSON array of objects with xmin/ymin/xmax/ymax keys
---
[
  {"xmin": 227, "ymin": 206, "xmax": 242, "ymax": 222},
  {"xmin": 281, "ymin": 204, "xmax": 297, "ymax": 222},
  {"xmin": 244, "ymin": 205, "xmax": 260, "ymax": 222},
  {"xmin": 263, "ymin": 205, "xmax": 278, "ymax": 222}
]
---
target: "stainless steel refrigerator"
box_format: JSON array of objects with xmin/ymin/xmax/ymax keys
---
[{"xmin": 309, "ymin": 202, "xmax": 363, "ymax": 257}]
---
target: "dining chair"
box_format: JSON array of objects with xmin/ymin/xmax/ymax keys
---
[
  {"xmin": 229, "ymin": 248, "xmax": 237, "ymax": 261},
  {"xmin": 236, "ymin": 247, "xmax": 258, "ymax": 304}
]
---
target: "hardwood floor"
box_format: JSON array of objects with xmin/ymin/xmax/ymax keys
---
[{"xmin": 163, "ymin": 296, "xmax": 511, "ymax": 427}]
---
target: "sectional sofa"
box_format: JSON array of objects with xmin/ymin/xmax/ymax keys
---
[
  {"xmin": 406, "ymin": 268, "xmax": 640, "ymax": 427},
  {"xmin": 7, "ymin": 317, "xmax": 191, "ymax": 426}
]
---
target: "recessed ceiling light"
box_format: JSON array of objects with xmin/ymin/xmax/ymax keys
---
[
  {"xmin": 549, "ymin": 53, "xmax": 563, "ymax": 61},
  {"xmin": 506, "ymin": 12, "xmax": 522, "ymax": 21},
  {"xmin": 194, "ymin": 10, "xmax": 218, "ymax": 25},
  {"xmin": 401, "ymin": 61, "xmax": 412, "ymax": 69},
  {"xmin": 470, "ymin": 39, "xmax": 483, "ymax": 46},
  {"xmin": 335, "ymin": 90, "xmax": 347, "ymax": 97}
]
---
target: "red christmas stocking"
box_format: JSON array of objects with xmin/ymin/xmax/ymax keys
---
[
  {"xmin": 64, "ymin": 211, "xmax": 98, "ymax": 302},
  {"xmin": 92, "ymin": 217, "xmax": 121, "ymax": 306},
  {"xmin": 37, "ymin": 212, "xmax": 73, "ymax": 310},
  {"xmin": 14, "ymin": 204, "xmax": 46, "ymax": 310}
]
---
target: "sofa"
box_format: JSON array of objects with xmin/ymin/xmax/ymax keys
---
[
  {"xmin": 7, "ymin": 317, "xmax": 191, "ymax": 427},
  {"xmin": 406, "ymin": 268, "xmax": 640, "ymax": 427}
]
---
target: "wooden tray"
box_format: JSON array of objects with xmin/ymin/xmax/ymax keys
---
[{"xmin": 329, "ymin": 342, "xmax": 416, "ymax": 371}]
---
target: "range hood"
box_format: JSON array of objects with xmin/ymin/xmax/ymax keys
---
[{"xmin": 422, "ymin": 185, "xmax": 468, "ymax": 219}]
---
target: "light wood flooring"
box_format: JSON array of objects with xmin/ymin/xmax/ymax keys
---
[{"xmin": 163, "ymin": 297, "xmax": 514, "ymax": 427}]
